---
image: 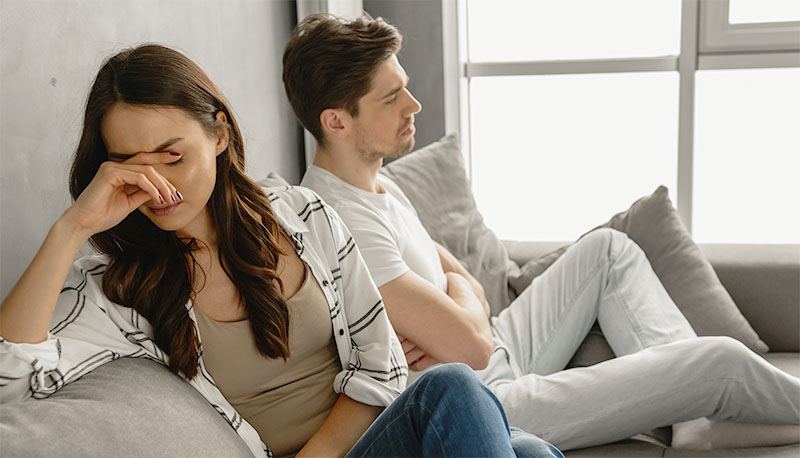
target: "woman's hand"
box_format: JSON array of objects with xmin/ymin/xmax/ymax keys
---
[{"xmin": 62, "ymin": 152, "xmax": 182, "ymax": 237}]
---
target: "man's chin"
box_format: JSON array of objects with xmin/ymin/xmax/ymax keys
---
[{"xmin": 393, "ymin": 138, "xmax": 415, "ymax": 158}]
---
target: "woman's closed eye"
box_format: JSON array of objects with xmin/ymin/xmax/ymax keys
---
[{"xmin": 165, "ymin": 156, "xmax": 185, "ymax": 166}]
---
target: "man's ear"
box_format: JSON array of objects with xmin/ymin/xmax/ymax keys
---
[
  {"xmin": 213, "ymin": 111, "xmax": 230, "ymax": 156},
  {"xmin": 320, "ymin": 108, "xmax": 348, "ymax": 140}
]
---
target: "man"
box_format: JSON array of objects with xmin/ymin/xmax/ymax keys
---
[{"xmin": 284, "ymin": 13, "xmax": 800, "ymax": 451}]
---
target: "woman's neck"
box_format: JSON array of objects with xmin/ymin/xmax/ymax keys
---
[{"xmin": 176, "ymin": 207, "xmax": 218, "ymax": 249}]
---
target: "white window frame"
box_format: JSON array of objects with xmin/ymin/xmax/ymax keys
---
[
  {"xmin": 700, "ymin": 0, "xmax": 800, "ymax": 54},
  {"xmin": 442, "ymin": 0, "xmax": 800, "ymax": 235}
]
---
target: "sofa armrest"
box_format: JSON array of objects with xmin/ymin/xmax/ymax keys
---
[{"xmin": 502, "ymin": 240, "xmax": 800, "ymax": 352}]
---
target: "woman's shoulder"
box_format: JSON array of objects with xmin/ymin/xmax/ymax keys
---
[
  {"xmin": 262, "ymin": 183, "xmax": 322, "ymax": 207},
  {"xmin": 262, "ymin": 184, "xmax": 348, "ymax": 246},
  {"xmin": 262, "ymin": 184, "xmax": 332, "ymax": 222}
]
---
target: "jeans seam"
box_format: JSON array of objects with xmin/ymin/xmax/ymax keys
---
[
  {"xmin": 608, "ymin": 240, "xmax": 648, "ymax": 352},
  {"xmin": 530, "ymin": 257, "xmax": 610, "ymax": 373}
]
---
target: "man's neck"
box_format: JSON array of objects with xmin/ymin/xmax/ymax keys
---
[{"xmin": 313, "ymin": 143, "xmax": 383, "ymax": 194}]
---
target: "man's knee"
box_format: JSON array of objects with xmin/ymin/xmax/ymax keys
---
[
  {"xmin": 577, "ymin": 228, "xmax": 631, "ymax": 262},
  {"xmin": 696, "ymin": 336, "xmax": 752, "ymax": 364}
]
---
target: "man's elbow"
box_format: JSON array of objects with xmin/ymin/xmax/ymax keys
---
[{"xmin": 464, "ymin": 334, "xmax": 493, "ymax": 370}]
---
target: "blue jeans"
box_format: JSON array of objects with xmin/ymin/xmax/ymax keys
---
[{"xmin": 346, "ymin": 363, "xmax": 562, "ymax": 457}]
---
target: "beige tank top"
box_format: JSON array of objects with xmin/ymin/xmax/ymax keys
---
[{"xmin": 195, "ymin": 265, "xmax": 340, "ymax": 457}]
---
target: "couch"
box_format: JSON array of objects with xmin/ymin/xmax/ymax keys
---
[{"xmin": 1, "ymin": 242, "xmax": 797, "ymax": 458}]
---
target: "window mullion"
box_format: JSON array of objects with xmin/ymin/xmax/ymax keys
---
[{"xmin": 677, "ymin": 0, "xmax": 700, "ymax": 233}]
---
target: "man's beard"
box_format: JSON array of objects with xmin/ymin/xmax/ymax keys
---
[{"xmin": 355, "ymin": 131, "xmax": 415, "ymax": 164}]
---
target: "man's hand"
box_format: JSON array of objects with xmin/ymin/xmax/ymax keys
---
[
  {"xmin": 434, "ymin": 242, "xmax": 491, "ymax": 317},
  {"xmin": 398, "ymin": 334, "xmax": 441, "ymax": 371},
  {"xmin": 437, "ymin": 243, "xmax": 462, "ymax": 273}
]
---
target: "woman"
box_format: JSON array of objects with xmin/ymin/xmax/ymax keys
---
[{"xmin": 0, "ymin": 44, "xmax": 561, "ymax": 458}]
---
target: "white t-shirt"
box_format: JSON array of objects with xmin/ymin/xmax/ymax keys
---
[{"xmin": 301, "ymin": 165, "xmax": 447, "ymax": 293}]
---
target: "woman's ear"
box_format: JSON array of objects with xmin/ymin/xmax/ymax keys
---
[
  {"xmin": 320, "ymin": 108, "xmax": 348, "ymax": 140},
  {"xmin": 213, "ymin": 111, "xmax": 230, "ymax": 156}
]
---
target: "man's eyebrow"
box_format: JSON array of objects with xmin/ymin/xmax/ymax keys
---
[
  {"xmin": 107, "ymin": 137, "xmax": 183, "ymax": 161},
  {"xmin": 380, "ymin": 75, "xmax": 410, "ymax": 100}
]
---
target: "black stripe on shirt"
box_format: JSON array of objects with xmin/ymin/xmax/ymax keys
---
[
  {"xmin": 49, "ymin": 294, "xmax": 86, "ymax": 335},
  {"xmin": 348, "ymin": 306, "xmax": 385, "ymax": 336},
  {"xmin": 348, "ymin": 300, "xmax": 383, "ymax": 330}
]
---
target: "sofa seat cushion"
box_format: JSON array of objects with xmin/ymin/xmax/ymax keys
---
[{"xmin": 0, "ymin": 357, "xmax": 253, "ymax": 457}]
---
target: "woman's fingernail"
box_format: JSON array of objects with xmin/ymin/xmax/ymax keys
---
[
  {"xmin": 170, "ymin": 193, "xmax": 177, "ymax": 204},
  {"xmin": 176, "ymin": 191, "xmax": 183, "ymax": 201},
  {"xmin": 159, "ymin": 194, "xmax": 165, "ymax": 204},
  {"xmin": 169, "ymin": 152, "xmax": 181, "ymax": 156}
]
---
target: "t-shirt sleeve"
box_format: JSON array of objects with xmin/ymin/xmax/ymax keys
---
[{"xmin": 334, "ymin": 204, "xmax": 409, "ymax": 288}]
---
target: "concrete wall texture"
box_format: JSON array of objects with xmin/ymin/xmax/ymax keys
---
[{"xmin": 0, "ymin": 0, "xmax": 303, "ymax": 299}]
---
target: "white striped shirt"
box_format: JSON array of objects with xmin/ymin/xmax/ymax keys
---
[{"xmin": 0, "ymin": 185, "xmax": 408, "ymax": 457}]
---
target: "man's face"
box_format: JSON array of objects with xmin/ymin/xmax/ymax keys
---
[{"xmin": 350, "ymin": 54, "xmax": 422, "ymax": 162}]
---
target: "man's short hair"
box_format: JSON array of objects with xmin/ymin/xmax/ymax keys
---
[{"xmin": 282, "ymin": 13, "xmax": 402, "ymax": 145}]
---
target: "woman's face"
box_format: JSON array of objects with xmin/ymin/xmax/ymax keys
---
[{"xmin": 100, "ymin": 102, "xmax": 228, "ymax": 237}]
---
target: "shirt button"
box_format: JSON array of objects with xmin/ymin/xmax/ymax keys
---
[{"xmin": 339, "ymin": 329, "xmax": 344, "ymax": 336}]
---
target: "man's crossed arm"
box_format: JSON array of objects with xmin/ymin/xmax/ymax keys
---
[{"xmin": 379, "ymin": 242, "xmax": 493, "ymax": 371}]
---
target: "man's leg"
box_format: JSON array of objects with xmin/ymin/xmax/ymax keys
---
[
  {"xmin": 494, "ymin": 227, "xmax": 695, "ymax": 377},
  {"xmin": 490, "ymin": 336, "xmax": 800, "ymax": 451},
  {"xmin": 346, "ymin": 363, "xmax": 562, "ymax": 457}
]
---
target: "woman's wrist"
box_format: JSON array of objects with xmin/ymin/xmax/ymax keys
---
[{"xmin": 53, "ymin": 209, "xmax": 94, "ymax": 250}]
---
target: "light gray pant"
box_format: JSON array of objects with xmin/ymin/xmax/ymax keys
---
[{"xmin": 478, "ymin": 228, "xmax": 800, "ymax": 451}]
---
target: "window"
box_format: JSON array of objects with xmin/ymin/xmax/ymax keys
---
[
  {"xmin": 693, "ymin": 67, "xmax": 800, "ymax": 243},
  {"xmin": 445, "ymin": 0, "xmax": 800, "ymax": 243}
]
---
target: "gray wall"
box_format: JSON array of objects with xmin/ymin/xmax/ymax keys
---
[
  {"xmin": 0, "ymin": 0, "xmax": 302, "ymax": 300},
  {"xmin": 365, "ymin": 0, "xmax": 446, "ymax": 151}
]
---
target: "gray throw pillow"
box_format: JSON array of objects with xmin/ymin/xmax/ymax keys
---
[
  {"xmin": 380, "ymin": 133, "xmax": 515, "ymax": 316},
  {"xmin": 509, "ymin": 186, "xmax": 770, "ymax": 364}
]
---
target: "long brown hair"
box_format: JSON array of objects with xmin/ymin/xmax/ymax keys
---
[
  {"xmin": 282, "ymin": 12, "xmax": 402, "ymax": 145},
  {"xmin": 69, "ymin": 44, "xmax": 290, "ymax": 379}
]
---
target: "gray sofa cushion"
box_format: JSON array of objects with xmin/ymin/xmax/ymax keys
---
[
  {"xmin": 380, "ymin": 133, "xmax": 515, "ymax": 316},
  {"xmin": 508, "ymin": 186, "xmax": 769, "ymax": 358},
  {"xmin": 0, "ymin": 357, "xmax": 253, "ymax": 457}
]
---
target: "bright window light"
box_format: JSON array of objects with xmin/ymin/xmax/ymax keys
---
[
  {"xmin": 467, "ymin": 0, "xmax": 681, "ymax": 62},
  {"xmin": 728, "ymin": 0, "xmax": 800, "ymax": 24},
  {"xmin": 693, "ymin": 68, "xmax": 800, "ymax": 244},
  {"xmin": 469, "ymin": 72, "xmax": 679, "ymax": 242}
]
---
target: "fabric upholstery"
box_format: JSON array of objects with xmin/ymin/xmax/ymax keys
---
[
  {"xmin": 376, "ymin": 134, "xmax": 768, "ymax": 360},
  {"xmin": 0, "ymin": 357, "xmax": 253, "ymax": 457},
  {"xmin": 507, "ymin": 186, "xmax": 769, "ymax": 357},
  {"xmin": 379, "ymin": 133, "xmax": 515, "ymax": 316}
]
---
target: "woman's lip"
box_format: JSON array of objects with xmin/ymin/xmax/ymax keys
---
[
  {"xmin": 148, "ymin": 202, "xmax": 181, "ymax": 216},
  {"xmin": 401, "ymin": 124, "xmax": 415, "ymax": 136}
]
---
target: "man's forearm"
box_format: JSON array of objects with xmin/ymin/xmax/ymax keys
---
[{"xmin": 296, "ymin": 394, "xmax": 383, "ymax": 457}]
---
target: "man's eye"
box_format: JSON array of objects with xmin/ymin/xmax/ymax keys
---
[{"xmin": 387, "ymin": 95, "xmax": 398, "ymax": 104}]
